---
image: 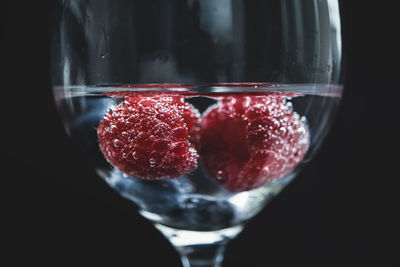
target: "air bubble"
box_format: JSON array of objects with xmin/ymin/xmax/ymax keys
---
[
  {"xmin": 273, "ymin": 120, "xmax": 280, "ymax": 128},
  {"xmin": 113, "ymin": 139, "xmax": 122, "ymax": 148},
  {"xmin": 109, "ymin": 124, "xmax": 117, "ymax": 134},
  {"xmin": 181, "ymin": 198, "xmax": 199, "ymax": 209},
  {"xmin": 216, "ymin": 170, "xmax": 224, "ymax": 181},
  {"xmin": 149, "ymin": 158, "xmax": 156, "ymax": 166}
]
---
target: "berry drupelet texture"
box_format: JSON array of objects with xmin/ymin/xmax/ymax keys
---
[
  {"xmin": 97, "ymin": 95, "xmax": 199, "ymax": 179},
  {"xmin": 199, "ymin": 95, "xmax": 309, "ymax": 192}
]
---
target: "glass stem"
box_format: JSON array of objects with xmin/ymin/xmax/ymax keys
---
[
  {"xmin": 154, "ymin": 223, "xmax": 243, "ymax": 267},
  {"xmin": 177, "ymin": 240, "xmax": 228, "ymax": 267}
]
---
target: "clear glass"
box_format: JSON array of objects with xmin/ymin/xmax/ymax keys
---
[{"xmin": 51, "ymin": 1, "xmax": 343, "ymax": 266}]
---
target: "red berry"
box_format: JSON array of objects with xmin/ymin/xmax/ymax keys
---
[
  {"xmin": 199, "ymin": 95, "xmax": 309, "ymax": 192},
  {"xmin": 97, "ymin": 95, "xmax": 200, "ymax": 179}
]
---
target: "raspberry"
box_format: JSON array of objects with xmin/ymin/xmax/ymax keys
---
[
  {"xmin": 97, "ymin": 95, "xmax": 200, "ymax": 179},
  {"xmin": 199, "ymin": 95, "xmax": 309, "ymax": 192}
]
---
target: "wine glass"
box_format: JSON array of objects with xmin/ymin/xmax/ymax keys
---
[{"xmin": 51, "ymin": 0, "xmax": 343, "ymax": 266}]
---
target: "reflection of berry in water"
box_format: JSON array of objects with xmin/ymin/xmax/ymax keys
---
[
  {"xmin": 199, "ymin": 95, "xmax": 310, "ymax": 192},
  {"xmin": 97, "ymin": 95, "xmax": 199, "ymax": 179}
]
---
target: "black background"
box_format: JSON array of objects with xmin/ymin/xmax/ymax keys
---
[{"xmin": 2, "ymin": 1, "xmax": 400, "ymax": 266}]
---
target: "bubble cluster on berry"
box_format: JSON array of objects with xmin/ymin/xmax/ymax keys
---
[
  {"xmin": 97, "ymin": 95, "xmax": 199, "ymax": 179},
  {"xmin": 199, "ymin": 95, "xmax": 309, "ymax": 192}
]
